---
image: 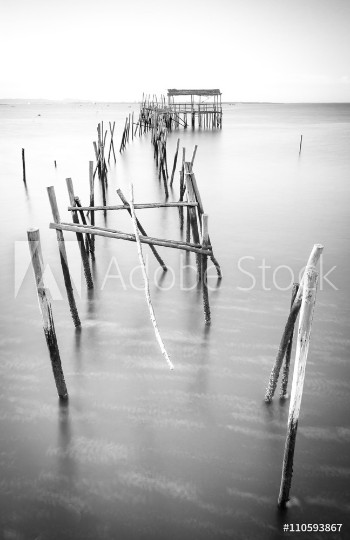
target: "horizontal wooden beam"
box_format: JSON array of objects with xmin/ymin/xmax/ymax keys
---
[
  {"xmin": 67, "ymin": 202, "xmax": 198, "ymax": 212},
  {"xmin": 49, "ymin": 222, "xmax": 212, "ymax": 255}
]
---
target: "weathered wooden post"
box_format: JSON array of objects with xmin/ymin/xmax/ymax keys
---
[
  {"xmin": 191, "ymin": 145, "xmax": 198, "ymax": 168},
  {"xmin": 184, "ymin": 162, "xmax": 202, "ymax": 280},
  {"xmin": 170, "ymin": 138, "xmax": 180, "ymax": 187},
  {"xmin": 264, "ymin": 244, "xmax": 323, "ymax": 403},
  {"xmin": 22, "ymin": 148, "xmax": 26, "ymax": 183},
  {"xmin": 74, "ymin": 196, "xmax": 94, "ymax": 257},
  {"xmin": 278, "ymin": 267, "xmax": 319, "ymax": 507},
  {"xmin": 66, "ymin": 178, "xmax": 93, "ymax": 289},
  {"xmin": 299, "ymin": 135, "xmax": 303, "ymax": 155},
  {"xmin": 201, "ymin": 214, "xmax": 211, "ymax": 323},
  {"xmin": 89, "ymin": 160, "xmax": 95, "ymax": 256},
  {"xmin": 27, "ymin": 228, "xmax": 68, "ymax": 400},
  {"xmin": 47, "ymin": 186, "xmax": 81, "ymax": 328},
  {"xmin": 108, "ymin": 122, "xmax": 116, "ymax": 163}
]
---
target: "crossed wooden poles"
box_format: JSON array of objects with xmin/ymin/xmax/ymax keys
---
[{"xmin": 27, "ymin": 157, "xmax": 221, "ymax": 399}]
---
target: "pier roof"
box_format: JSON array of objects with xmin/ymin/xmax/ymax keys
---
[{"xmin": 167, "ymin": 89, "xmax": 221, "ymax": 96}]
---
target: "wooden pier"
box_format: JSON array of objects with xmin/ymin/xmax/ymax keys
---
[
  {"xmin": 167, "ymin": 89, "xmax": 222, "ymax": 129},
  {"xmin": 137, "ymin": 89, "xmax": 222, "ymax": 132}
]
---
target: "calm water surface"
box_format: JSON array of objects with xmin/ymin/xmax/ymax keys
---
[{"xmin": 0, "ymin": 102, "xmax": 350, "ymax": 539}]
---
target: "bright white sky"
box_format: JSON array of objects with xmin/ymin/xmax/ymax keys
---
[{"xmin": 0, "ymin": 0, "xmax": 349, "ymax": 102}]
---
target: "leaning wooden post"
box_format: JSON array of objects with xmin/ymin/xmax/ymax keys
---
[
  {"xmin": 47, "ymin": 186, "xmax": 81, "ymax": 328},
  {"xmin": 191, "ymin": 144, "xmax": 198, "ymax": 168},
  {"xmin": 264, "ymin": 244, "xmax": 323, "ymax": 403},
  {"xmin": 179, "ymin": 148, "xmax": 186, "ymax": 201},
  {"xmin": 129, "ymin": 184, "xmax": 174, "ymax": 371},
  {"xmin": 22, "ymin": 148, "xmax": 26, "ymax": 184},
  {"xmin": 170, "ymin": 138, "xmax": 180, "ymax": 187},
  {"xmin": 66, "ymin": 178, "xmax": 93, "ymax": 289},
  {"xmin": 27, "ymin": 228, "xmax": 68, "ymax": 399},
  {"xmin": 278, "ymin": 267, "xmax": 319, "ymax": 507},
  {"xmin": 184, "ymin": 162, "xmax": 202, "ymax": 280},
  {"xmin": 116, "ymin": 188, "xmax": 167, "ymax": 271},
  {"xmin": 89, "ymin": 161, "xmax": 95, "ymax": 256},
  {"xmin": 280, "ymin": 283, "xmax": 299, "ymax": 399},
  {"xmin": 201, "ymin": 214, "xmax": 211, "ymax": 323},
  {"xmin": 74, "ymin": 197, "xmax": 94, "ymax": 258}
]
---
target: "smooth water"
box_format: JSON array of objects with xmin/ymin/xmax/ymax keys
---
[{"xmin": 0, "ymin": 102, "xmax": 350, "ymax": 539}]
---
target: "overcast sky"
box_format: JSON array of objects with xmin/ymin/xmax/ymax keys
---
[{"xmin": 0, "ymin": 0, "xmax": 349, "ymax": 102}]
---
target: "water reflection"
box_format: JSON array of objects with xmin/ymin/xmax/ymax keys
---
[{"xmin": 57, "ymin": 400, "xmax": 75, "ymax": 484}]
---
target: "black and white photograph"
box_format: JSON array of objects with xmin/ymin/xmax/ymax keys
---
[{"xmin": 0, "ymin": 0, "xmax": 349, "ymax": 538}]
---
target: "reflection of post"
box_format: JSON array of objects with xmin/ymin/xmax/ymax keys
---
[
  {"xmin": 278, "ymin": 267, "xmax": 318, "ymax": 507},
  {"xmin": 27, "ymin": 228, "xmax": 68, "ymax": 400}
]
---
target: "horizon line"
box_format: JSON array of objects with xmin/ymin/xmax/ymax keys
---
[{"xmin": 1, "ymin": 98, "xmax": 350, "ymax": 105}]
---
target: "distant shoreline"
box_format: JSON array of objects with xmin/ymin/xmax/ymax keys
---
[{"xmin": 0, "ymin": 99, "xmax": 349, "ymax": 106}]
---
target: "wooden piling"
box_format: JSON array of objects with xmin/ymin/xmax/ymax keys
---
[
  {"xmin": 201, "ymin": 214, "xmax": 211, "ymax": 323},
  {"xmin": 191, "ymin": 145, "xmax": 198, "ymax": 168},
  {"xmin": 27, "ymin": 228, "xmax": 68, "ymax": 399},
  {"xmin": 89, "ymin": 160, "xmax": 95, "ymax": 256},
  {"xmin": 116, "ymin": 188, "xmax": 167, "ymax": 271},
  {"xmin": 179, "ymin": 148, "xmax": 185, "ymax": 202},
  {"xmin": 278, "ymin": 267, "xmax": 319, "ymax": 507},
  {"xmin": 65, "ymin": 178, "xmax": 93, "ymax": 289},
  {"xmin": 74, "ymin": 196, "xmax": 94, "ymax": 258},
  {"xmin": 108, "ymin": 122, "xmax": 116, "ymax": 163},
  {"xmin": 264, "ymin": 244, "xmax": 323, "ymax": 403},
  {"xmin": 184, "ymin": 162, "xmax": 202, "ymax": 279},
  {"xmin": 299, "ymin": 135, "xmax": 303, "ymax": 155},
  {"xmin": 170, "ymin": 138, "xmax": 180, "ymax": 187},
  {"xmin": 280, "ymin": 283, "xmax": 299, "ymax": 399},
  {"xmin": 22, "ymin": 148, "xmax": 26, "ymax": 183},
  {"xmin": 47, "ymin": 186, "xmax": 81, "ymax": 328},
  {"xmin": 129, "ymin": 184, "xmax": 174, "ymax": 371}
]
